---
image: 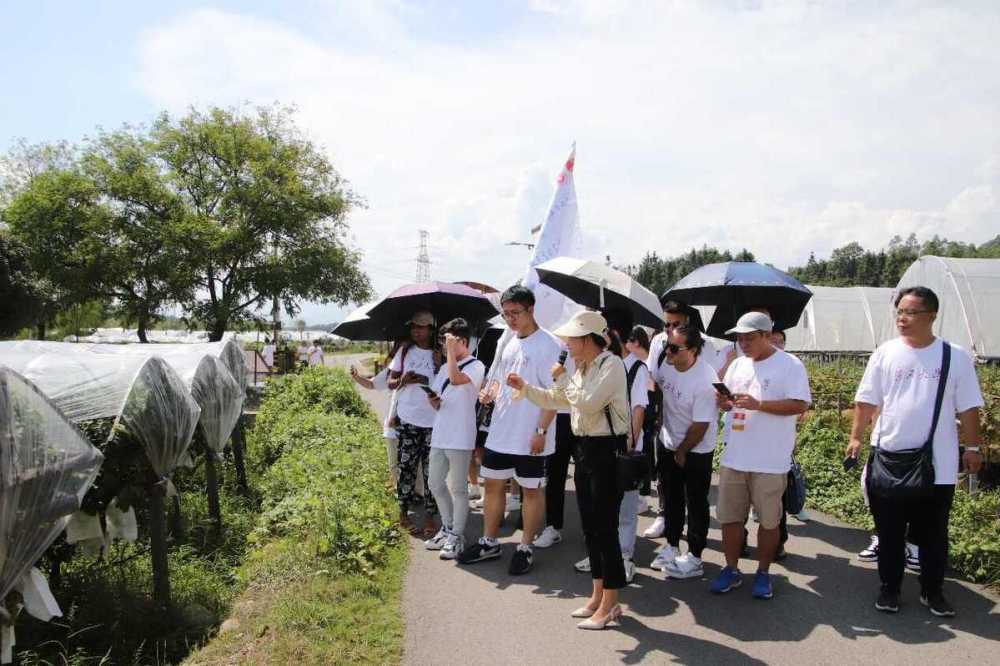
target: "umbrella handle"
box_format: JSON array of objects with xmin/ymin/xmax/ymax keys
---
[{"xmin": 599, "ymin": 279, "xmax": 607, "ymax": 309}]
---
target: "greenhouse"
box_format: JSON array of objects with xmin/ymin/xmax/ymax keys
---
[
  {"xmin": 896, "ymin": 256, "xmax": 1000, "ymax": 360},
  {"xmin": 0, "ymin": 368, "xmax": 104, "ymax": 664},
  {"xmin": 0, "ymin": 343, "xmax": 201, "ymax": 483},
  {"xmin": 783, "ymin": 285, "xmax": 896, "ymax": 353}
]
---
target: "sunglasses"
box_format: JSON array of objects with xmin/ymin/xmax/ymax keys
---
[{"xmin": 665, "ymin": 343, "xmax": 689, "ymax": 354}]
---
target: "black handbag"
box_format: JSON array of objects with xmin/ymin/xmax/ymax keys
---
[
  {"xmin": 865, "ymin": 342, "xmax": 950, "ymax": 501},
  {"xmin": 784, "ymin": 460, "xmax": 806, "ymax": 515},
  {"xmin": 604, "ymin": 357, "xmax": 649, "ymax": 492}
]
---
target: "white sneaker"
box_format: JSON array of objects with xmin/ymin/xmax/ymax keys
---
[
  {"xmin": 468, "ymin": 483, "xmax": 482, "ymax": 500},
  {"xmin": 905, "ymin": 542, "xmax": 921, "ymax": 572},
  {"xmin": 650, "ymin": 545, "xmax": 677, "ymax": 571},
  {"xmin": 533, "ymin": 525, "xmax": 562, "ymax": 548},
  {"xmin": 794, "ymin": 509, "xmax": 810, "ymax": 522},
  {"xmin": 505, "ymin": 495, "xmax": 521, "ymax": 513},
  {"xmin": 643, "ymin": 516, "xmax": 666, "ymax": 538},
  {"xmin": 574, "ymin": 556, "xmax": 591, "ymax": 573},
  {"xmin": 473, "ymin": 496, "xmax": 486, "ymax": 509},
  {"xmin": 424, "ymin": 528, "xmax": 448, "ymax": 551},
  {"xmin": 624, "ymin": 558, "xmax": 636, "ymax": 584},
  {"xmin": 858, "ymin": 534, "xmax": 879, "ymax": 561},
  {"xmin": 664, "ymin": 553, "xmax": 704, "ymax": 579},
  {"xmin": 440, "ymin": 534, "xmax": 464, "ymax": 560}
]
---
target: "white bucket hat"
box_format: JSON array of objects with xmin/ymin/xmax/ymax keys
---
[{"xmin": 552, "ymin": 310, "xmax": 609, "ymax": 339}]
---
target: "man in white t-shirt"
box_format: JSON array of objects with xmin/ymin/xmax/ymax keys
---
[
  {"xmin": 847, "ymin": 286, "xmax": 984, "ymax": 617},
  {"xmin": 648, "ymin": 325, "xmax": 719, "ymax": 580},
  {"xmin": 388, "ymin": 311, "xmax": 441, "ymax": 537},
  {"xmin": 423, "ymin": 318, "xmax": 486, "ymax": 560},
  {"xmin": 296, "ymin": 341, "xmax": 310, "ymax": 367},
  {"xmin": 458, "ymin": 286, "xmax": 561, "ymax": 576},
  {"xmin": 712, "ymin": 312, "xmax": 811, "ymax": 600}
]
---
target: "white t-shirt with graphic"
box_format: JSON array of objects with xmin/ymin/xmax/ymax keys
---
[
  {"xmin": 623, "ymin": 353, "xmax": 650, "ymax": 451},
  {"xmin": 720, "ymin": 349, "xmax": 812, "ymax": 474},
  {"xmin": 650, "ymin": 356, "xmax": 719, "ymax": 454},
  {"xmin": 484, "ymin": 328, "xmax": 562, "ymax": 456},
  {"xmin": 855, "ymin": 337, "xmax": 983, "ymax": 485},
  {"xmin": 389, "ymin": 346, "xmax": 438, "ymax": 428},
  {"xmin": 430, "ymin": 357, "xmax": 486, "ymax": 450}
]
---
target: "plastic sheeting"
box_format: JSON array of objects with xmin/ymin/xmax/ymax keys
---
[
  {"xmin": 0, "ymin": 345, "xmax": 200, "ymax": 480},
  {"xmin": 84, "ymin": 345, "xmax": 244, "ymax": 456},
  {"xmin": 782, "ymin": 286, "xmax": 896, "ymax": 353},
  {"xmin": 0, "ymin": 368, "xmax": 103, "ymax": 605},
  {"xmin": 895, "ymin": 256, "xmax": 1000, "ymax": 359}
]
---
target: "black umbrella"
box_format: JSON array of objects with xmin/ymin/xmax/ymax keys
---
[
  {"xmin": 356, "ymin": 282, "xmax": 499, "ymax": 338},
  {"xmin": 662, "ymin": 262, "xmax": 812, "ymax": 339}
]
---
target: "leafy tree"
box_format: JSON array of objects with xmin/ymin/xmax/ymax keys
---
[
  {"xmin": 151, "ymin": 105, "xmax": 372, "ymax": 340},
  {"xmin": 626, "ymin": 245, "xmax": 756, "ymax": 296},
  {"xmin": 55, "ymin": 300, "xmax": 108, "ymax": 341},
  {"xmin": 81, "ymin": 128, "xmax": 195, "ymax": 341},
  {"xmin": 2, "ymin": 169, "xmax": 110, "ymax": 338},
  {"xmin": 0, "ymin": 232, "xmax": 43, "ymax": 336}
]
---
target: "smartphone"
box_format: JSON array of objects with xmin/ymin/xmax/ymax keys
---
[
  {"xmin": 712, "ymin": 382, "xmax": 734, "ymax": 399},
  {"xmin": 419, "ymin": 385, "xmax": 439, "ymax": 400},
  {"xmin": 842, "ymin": 456, "xmax": 859, "ymax": 472}
]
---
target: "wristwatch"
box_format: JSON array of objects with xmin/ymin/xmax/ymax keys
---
[{"xmin": 535, "ymin": 427, "xmax": 547, "ymax": 436}]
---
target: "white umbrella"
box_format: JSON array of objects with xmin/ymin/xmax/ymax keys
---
[{"xmin": 534, "ymin": 257, "xmax": 663, "ymax": 328}]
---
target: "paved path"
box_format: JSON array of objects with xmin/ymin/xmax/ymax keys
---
[{"xmin": 336, "ymin": 355, "xmax": 1000, "ymax": 665}]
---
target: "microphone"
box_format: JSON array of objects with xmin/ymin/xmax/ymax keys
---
[{"xmin": 558, "ymin": 350, "xmax": 568, "ymax": 366}]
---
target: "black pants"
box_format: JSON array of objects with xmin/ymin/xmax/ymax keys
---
[
  {"xmin": 662, "ymin": 449, "xmax": 713, "ymax": 558},
  {"xmin": 545, "ymin": 413, "xmax": 579, "ymax": 530},
  {"xmin": 869, "ymin": 484, "xmax": 954, "ymax": 595},
  {"xmin": 639, "ymin": 427, "xmax": 657, "ymax": 495},
  {"xmin": 575, "ymin": 435, "xmax": 626, "ymax": 589}
]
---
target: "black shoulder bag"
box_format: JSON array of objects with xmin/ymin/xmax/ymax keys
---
[
  {"xmin": 604, "ymin": 357, "xmax": 650, "ymax": 492},
  {"xmin": 865, "ymin": 342, "xmax": 950, "ymax": 501}
]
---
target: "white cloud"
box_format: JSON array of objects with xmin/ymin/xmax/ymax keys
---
[{"xmin": 136, "ymin": 2, "xmax": 1000, "ymax": 321}]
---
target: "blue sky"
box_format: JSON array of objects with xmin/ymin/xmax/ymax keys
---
[{"xmin": 3, "ymin": 2, "xmax": 1000, "ymax": 325}]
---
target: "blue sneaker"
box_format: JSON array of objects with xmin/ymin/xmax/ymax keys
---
[
  {"xmin": 710, "ymin": 566, "xmax": 743, "ymax": 594},
  {"xmin": 752, "ymin": 571, "xmax": 773, "ymax": 599}
]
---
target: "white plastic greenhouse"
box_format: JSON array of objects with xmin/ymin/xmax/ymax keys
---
[
  {"xmin": 1, "ymin": 368, "xmax": 103, "ymax": 663},
  {"xmin": 0, "ymin": 343, "xmax": 201, "ymax": 482},
  {"xmin": 782, "ymin": 286, "xmax": 896, "ymax": 353},
  {"xmin": 895, "ymin": 256, "xmax": 1000, "ymax": 360}
]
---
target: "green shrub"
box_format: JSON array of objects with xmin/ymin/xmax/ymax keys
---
[
  {"xmin": 797, "ymin": 409, "xmax": 1000, "ymax": 586},
  {"xmin": 252, "ymin": 410, "xmax": 399, "ymax": 577},
  {"xmin": 250, "ymin": 367, "xmax": 372, "ymax": 471}
]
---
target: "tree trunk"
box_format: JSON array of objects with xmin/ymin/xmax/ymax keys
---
[
  {"xmin": 230, "ymin": 417, "xmax": 249, "ymax": 494},
  {"xmin": 35, "ymin": 322, "xmax": 46, "ymax": 340},
  {"xmin": 149, "ymin": 489, "xmax": 171, "ymax": 608},
  {"xmin": 207, "ymin": 316, "xmax": 228, "ymax": 342},
  {"xmin": 137, "ymin": 310, "xmax": 149, "ymax": 343},
  {"xmin": 205, "ymin": 451, "xmax": 222, "ymax": 529}
]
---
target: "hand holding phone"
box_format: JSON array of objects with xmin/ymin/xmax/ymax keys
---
[
  {"xmin": 842, "ymin": 456, "xmax": 859, "ymax": 472},
  {"xmin": 712, "ymin": 382, "xmax": 734, "ymax": 399}
]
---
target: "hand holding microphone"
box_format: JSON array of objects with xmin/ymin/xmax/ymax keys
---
[{"xmin": 551, "ymin": 349, "xmax": 568, "ymax": 381}]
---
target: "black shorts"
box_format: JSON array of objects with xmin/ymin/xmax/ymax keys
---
[
  {"xmin": 481, "ymin": 447, "xmax": 547, "ymax": 488},
  {"xmin": 475, "ymin": 429, "xmax": 489, "ymax": 449}
]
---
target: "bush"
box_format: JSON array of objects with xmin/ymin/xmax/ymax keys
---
[
  {"xmin": 250, "ymin": 367, "xmax": 372, "ymax": 471},
  {"xmin": 797, "ymin": 409, "xmax": 1000, "ymax": 586},
  {"xmin": 251, "ymin": 409, "xmax": 399, "ymax": 577}
]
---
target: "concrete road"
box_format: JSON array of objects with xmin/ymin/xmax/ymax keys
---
[{"xmin": 341, "ymin": 356, "xmax": 1000, "ymax": 665}]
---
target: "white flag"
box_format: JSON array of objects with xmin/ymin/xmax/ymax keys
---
[{"xmin": 523, "ymin": 144, "xmax": 583, "ymax": 330}]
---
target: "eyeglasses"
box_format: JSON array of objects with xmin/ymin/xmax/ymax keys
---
[
  {"xmin": 663, "ymin": 321, "xmax": 684, "ymax": 329},
  {"xmin": 895, "ymin": 308, "xmax": 931, "ymax": 318},
  {"xmin": 501, "ymin": 308, "xmax": 528, "ymax": 320},
  {"xmin": 665, "ymin": 343, "xmax": 689, "ymax": 354}
]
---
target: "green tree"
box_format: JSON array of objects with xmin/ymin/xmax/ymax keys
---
[
  {"xmin": 81, "ymin": 127, "xmax": 195, "ymax": 341},
  {"xmin": 152, "ymin": 106, "xmax": 372, "ymax": 340},
  {"xmin": 3, "ymin": 169, "xmax": 110, "ymax": 338},
  {"xmin": 627, "ymin": 245, "xmax": 756, "ymax": 296},
  {"xmin": 0, "ymin": 232, "xmax": 43, "ymax": 337}
]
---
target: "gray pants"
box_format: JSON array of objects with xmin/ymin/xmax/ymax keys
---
[
  {"xmin": 619, "ymin": 489, "xmax": 640, "ymax": 559},
  {"xmin": 428, "ymin": 448, "xmax": 474, "ymax": 536}
]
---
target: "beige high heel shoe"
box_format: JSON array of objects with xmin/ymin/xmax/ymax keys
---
[
  {"xmin": 576, "ymin": 605, "xmax": 622, "ymax": 630},
  {"xmin": 570, "ymin": 606, "xmax": 598, "ymax": 618}
]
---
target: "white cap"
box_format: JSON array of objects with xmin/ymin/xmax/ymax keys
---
[
  {"xmin": 552, "ymin": 310, "xmax": 608, "ymax": 339},
  {"xmin": 726, "ymin": 311, "xmax": 773, "ymax": 335}
]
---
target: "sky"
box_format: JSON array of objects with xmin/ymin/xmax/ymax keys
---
[{"xmin": 3, "ymin": 1, "xmax": 999, "ymax": 325}]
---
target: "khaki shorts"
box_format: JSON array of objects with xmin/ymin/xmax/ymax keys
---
[{"xmin": 716, "ymin": 467, "xmax": 787, "ymax": 529}]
